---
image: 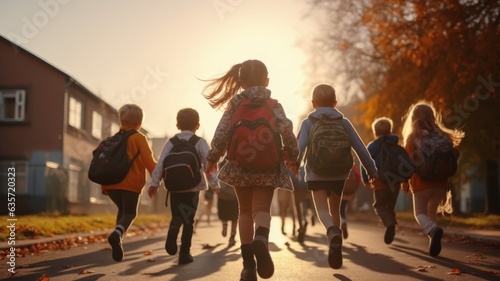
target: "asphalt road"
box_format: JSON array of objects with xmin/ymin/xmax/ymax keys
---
[{"xmin": 2, "ymin": 216, "xmax": 499, "ymax": 281}]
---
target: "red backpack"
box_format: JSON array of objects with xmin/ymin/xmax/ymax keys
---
[{"xmin": 227, "ymin": 97, "xmax": 282, "ymax": 170}]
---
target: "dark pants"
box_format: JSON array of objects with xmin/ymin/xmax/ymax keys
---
[
  {"xmin": 340, "ymin": 200, "xmax": 348, "ymax": 221},
  {"xmin": 169, "ymin": 191, "xmax": 199, "ymax": 252},
  {"xmin": 107, "ymin": 189, "xmax": 140, "ymax": 233},
  {"xmin": 373, "ymin": 187, "xmax": 400, "ymax": 227},
  {"xmin": 307, "ymin": 180, "xmax": 346, "ymax": 196}
]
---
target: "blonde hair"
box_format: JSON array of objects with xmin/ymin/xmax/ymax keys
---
[
  {"xmin": 372, "ymin": 117, "xmax": 393, "ymax": 137},
  {"xmin": 119, "ymin": 104, "xmax": 143, "ymax": 127},
  {"xmin": 312, "ymin": 84, "xmax": 336, "ymax": 107},
  {"xmin": 437, "ymin": 190, "xmax": 454, "ymax": 215},
  {"xmin": 402, "ymin": 101, "xmax": 463, "ymax": 216},
  {"xmin": 402, "ymin": 100, "xmax": 464, "ymax": 149}
]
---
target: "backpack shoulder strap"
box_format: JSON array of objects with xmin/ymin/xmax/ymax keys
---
[
  {"xmin": 122, "ymin": 130, "xmax": 140, "ymax": 162},
  {"xmin": 265, "ymin": 98, "xmax": 278, "ymax": 108},
  {"xmin": 170, "ymin": 135, "xmax": 181, "ymax": 145},
  {"xmin": 307, "ymin": 115, "xmax": 319, "ymax": 123},
  {"xmin": 187, "ymin": 134, "xmax": 202, "ymax": 164},
  {"xmin": 187, "ymin": 134, "xmax": 201, "ymax": 146},
  {"xmin": 123, "ymin": 129, "xmax": 138, "ymax": 138}
]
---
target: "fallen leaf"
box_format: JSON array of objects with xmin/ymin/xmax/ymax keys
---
[
  {"xmin": 418, "ymin": 265, "xmax": 435, "ymax": 269},
  {"xmin": 144, "ymin": 250, "xmax": 153, "ymax": 256},
  {"xmin": 447, "ymin": 268, "xmax": 462, "ymax": 275},
  {"xmin": 417, "ymin": 268, "xmax": 427, "ymax": 272},
  {"xmin": 36, "ymin": 273, "xmax": 50, "ymax": 281},
  {"xmin": 146, "ymin": 258, "xmax": 155, "ymax": 262},
  {"xmin": 79, "ymin": 269, "xmax": 95, "ymax": 275},
  {"xmin": 466, "ymin": 253, "xmax": 486, "ymax": 260},
  {"xmin": 202, "ymin": 244, "xmax": 214, "ymax": 249}
]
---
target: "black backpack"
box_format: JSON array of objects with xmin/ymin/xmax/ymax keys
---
[
  {"xmin": 162, "ymin": 135, "xmax": 202, "ymax": 191},
  {"xmin": 88, "ymin": 130, "xmax": 139, "ymax": 185},
  {"xmin": 375, "ymin": 136, "xmax": 414, "ymax": 189}
]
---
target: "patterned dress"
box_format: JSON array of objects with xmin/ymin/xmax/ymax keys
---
[{"xmin": 206, "ymin": 86, "xmax": 299, "ymax": 190}]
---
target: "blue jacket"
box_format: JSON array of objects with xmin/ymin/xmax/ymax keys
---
[
  {"xmin": 297, "ymin": 107, "xmax": 377, "ymax": 181},
  {"xmin": 361, "ymin": 134, "xmax": 400, "ymax": 184}
]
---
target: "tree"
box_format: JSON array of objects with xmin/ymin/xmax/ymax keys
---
[{"xmin": 308, "ymin": 0, "xmax": 500, "ymax": 213}]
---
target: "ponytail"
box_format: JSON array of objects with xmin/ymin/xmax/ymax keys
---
[
  {"xmin": 202, "ymin": 59, "xmax": 268, "ymax": 110},
  {"xmin": 202, "ymin": 63, "xmax": 242, "ymax": 110}
]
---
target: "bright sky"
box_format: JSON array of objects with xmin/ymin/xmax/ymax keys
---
[{"xmin": 0, "ymin": 0, "xmax": 320, "ymax": 139}]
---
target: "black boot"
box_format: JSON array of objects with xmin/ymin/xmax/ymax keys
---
[
  {"xmin": 240, "ymin": 244, "xmax": 257, "ymax": 281},
  {"xmin": 252, "ymin": 227, "xmax": 274, "ymax": 279},
  {"xmin": 327, "ymin": 226, "xmax": 343, "ymax": 269},
  {"xmin": 165, "ymin": 217, "xmax": 182, "ymax": 255},
  {"xmin": 429, "ymin": 227, "xmax": 443, "ymax": 257},
  {"xmin": 107, "ymin": 231, "xmax": 123, "ymax": 262}
]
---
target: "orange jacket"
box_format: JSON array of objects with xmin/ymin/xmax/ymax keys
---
[{"xmin": 101, "ymin": 129, "xmax": 157, "ymax": 194}]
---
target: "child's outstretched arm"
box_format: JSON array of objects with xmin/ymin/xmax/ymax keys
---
[{"xmin": 147, "ymin": 186, "xmax": 158, "ymax": 198}]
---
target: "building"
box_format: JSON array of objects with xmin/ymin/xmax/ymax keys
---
[{"xmin": 0, "ymin": 35, "xmax": 161, "ymax": 214}]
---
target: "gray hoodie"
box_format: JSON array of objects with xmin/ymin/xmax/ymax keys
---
[{"xmin": 297, "ymin": 107, "xmax": 378, "ymax": 181}]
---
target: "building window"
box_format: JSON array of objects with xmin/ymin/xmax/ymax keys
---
[
  {"xmin": 0, "ymin": 161, "xmax": 28, "ymax": 194},
  {"xmin": 92, "ymin": 111, "xmax": 102, "ymax": 139},
  {"xmin": 68, "ymin": 97, "xmax": 82, "ymax": 129},
  {"xmin": 67, "ymin": 164, "xmax": 81, "ymax": 202},
  {"xmin": 0, "ymin": 89, "xmax": 26, "ymax": 122}
]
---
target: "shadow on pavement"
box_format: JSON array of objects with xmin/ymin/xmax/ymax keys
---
[
  {"xmin": 7, "ymin": 235, "xmax": 167, "ymax": 280},
  {"xmin": 393, "ymin": 243, "xmax": 500, "ymax": 280},
  {"xmin": 145, "ymin": 242, "xmax": 240, "ymax": 280},
  {"xmin": 343, "ymin": 242, "xmax": 443, "ymax": 281}
]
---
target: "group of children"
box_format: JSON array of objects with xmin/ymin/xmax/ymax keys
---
[{"xmin": 100, "ymin": 59, "xmax": 464, "ymax": 280}]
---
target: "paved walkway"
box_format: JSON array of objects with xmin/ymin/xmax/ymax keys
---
[
  {"xmin": 2, "ymin": 214, "xmax": 500, "ymax": 281},
  {"xmin": 2, "ymin": 212, "xmax": 499, "ymax": 251}
]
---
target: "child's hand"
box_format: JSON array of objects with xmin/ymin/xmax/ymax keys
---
[
  {"xmin": 286, "ymin": 160, "xmax": 299, "ymax": 175},
  {"xmin": 148, "ymin": 186, "xmax": 158, "ymax": 198},
  {"xmin": 205, "ymin": 162, "xmax": 217, "ymax": 178},
  {"xmin": 281, "ymin": 149, "xmax": 292, "ymax": 161},
  {"xmin": 212, "ymin": 186, "xmax": 221, "ymax": 195},
  {"xmin": 364, "ymin": 183, "xmax": 373, "ymax": 189},
  {"xmin": 208, "ymin": 172, "xmax": 221, "ymax": 194},
  {"xmin": 401, "ymin": 182, "xmax": 410, "ymax": 193}
]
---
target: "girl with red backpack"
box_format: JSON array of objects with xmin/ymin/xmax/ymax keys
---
[{"xmin": 203, "ymin": 59, "xmax": 299, "ymax": 280}]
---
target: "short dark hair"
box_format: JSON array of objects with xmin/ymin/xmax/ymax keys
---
[{"xmin": 177, "ymin": 108, "xmax": 199, "ymax": 130}]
